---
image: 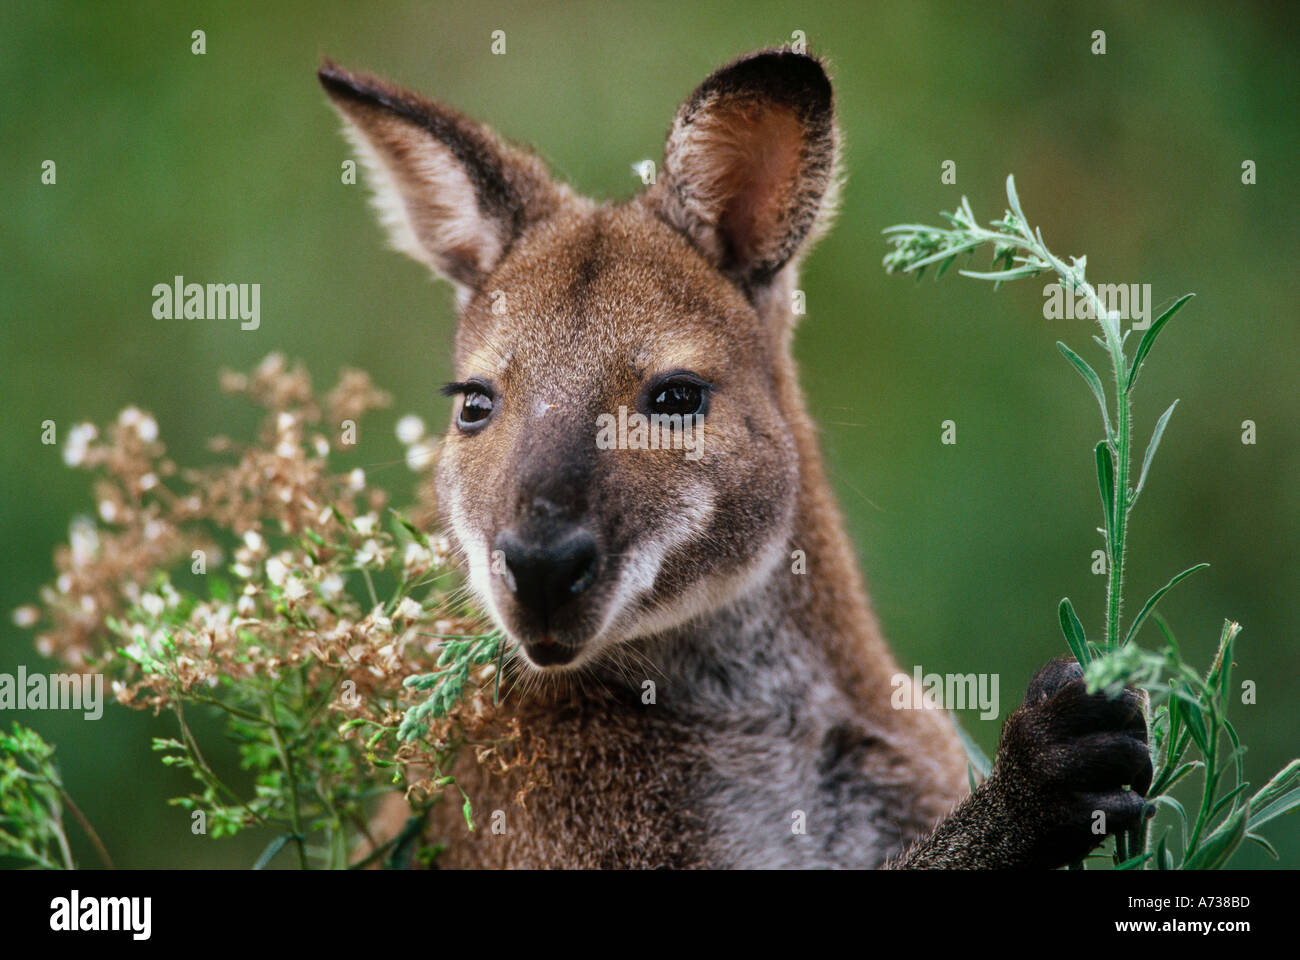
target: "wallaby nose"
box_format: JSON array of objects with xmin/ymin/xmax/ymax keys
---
[{"xmin": 493, "ymin": 528, "xmax": 598, "ymax": 621}]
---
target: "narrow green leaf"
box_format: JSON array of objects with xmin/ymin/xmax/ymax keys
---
[
  {"xmin": 1182, "ymin": 700, "xmax": 1210, "ymax": 755},
  {"xmin": 462, "ymin": 797, "xmax": 475, "ymax": 831},
  {"xmin": 1150, "ymin": 610, "xmax": 1181, "ymax": 656},
  {"xmin": 1058, "ymin": 598, "xmax": 1091, "ymax": 668},
  {"xmin": 1183, "ymin": 801, "xmax": 1249, "ymax": 870},
  {"xmin": 1095, "ymin": 442, "xmax": 1115, "ymax": 547},
  {"xmin": 1123, "ymin": 563, "xmax": 1210, "ymax": 646},
  {"xmin": 1245, "ymin": 831, "xmax": 1279, "ymax": 859},
  {"xmin": 1223, "ymin": 719, "xmax": 1246, "ymax": 795},
  {"xmin": 905, "ymin": 239, "xmax": 984, "ymax": 271},
  {"xmin": 252, "ymin": 832, "xmax": 294, "ymax": 870},
  {"xmin": 1004, "ymin": 175, "xmax": 1025, "ymax": 224},
  {"xmin": 1152, "ymin": 794, "xmax": 1189, "ymax": 848},
  {"xmin": 1211, "ymin": 621, "xmax": 1242, "ymax": 712},
  {"xmin": 1160, "ymin": 760, "xmax": 1202, "ymax": 795},
  {"xmin": 1155, "ymin": 831, "xmax": 1174, "ymax": 870},
  {"xmin": 1134, "ymin": 400, "xmax": 1179, "ymax": 500},
  {"xmin": 1248, "ymin": 760, "xmax": 1300, "ymax": 813},
  {"xmin": 1127, "ymin": 293, "xmax": 1194, "ymax": 391},
  {"xmin": 957, "ymin": 265, "xmax": 1043, "ymax": 282},
  {"xmin": 1057, "ymin": 342, "xmax": 1113, "ymax": 439},
  {"xmin": 1115, "ymin": 851, "xmax": 1152, "ymax": 870},
  {"xmin": 1210, "ymin": 782, "xmax": 1251, "ymax": 821},
  {"xmin": 1248, "ymin": 785, "xmax": 1300, "ymax": 831},
  {"xmin": 954, "ymin": 719, "xmax": 992, "ymax": 779}
]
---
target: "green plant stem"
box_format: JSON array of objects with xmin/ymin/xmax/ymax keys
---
[
  {"xmin": 173, "ymin": 698, "xmax": 269, "ymax": 827},
  {"xmin": 265, "ymin": 690, "xmax": 309, "ymax": 869},
  {"xmin": 1105, "ymin": 338, "xmax": 1130, "ymax": 652},
  {"xmin": 57, "ymin": 785, "xmax": 114, "ymax": 869}
]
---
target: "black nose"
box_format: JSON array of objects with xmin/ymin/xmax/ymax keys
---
[{"xmin": 493, "ymin": 528, "xmax": 598, "ymax": 620}]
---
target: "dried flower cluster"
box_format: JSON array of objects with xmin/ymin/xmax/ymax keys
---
[{"xmin": 12, "ymin": 354, "xmax": 528, "ymax": 867}]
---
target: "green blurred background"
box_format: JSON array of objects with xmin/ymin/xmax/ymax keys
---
[{"xmin": 2, "ymin": 1, "xmax": 1295, "ymax": 868}]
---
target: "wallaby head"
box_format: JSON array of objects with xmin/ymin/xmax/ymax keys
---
[{"xmin": 319, "ymin": 51, "xmax": 840, "ymax": 674}]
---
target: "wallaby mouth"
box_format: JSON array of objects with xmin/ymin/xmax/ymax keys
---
[
  {"xmin": 522, "ymin": 635, "xmax": 581, "ymax": 668},
  {"xmin": 491, "ymin": 525, "xmax": 605, "ymax": 669}
]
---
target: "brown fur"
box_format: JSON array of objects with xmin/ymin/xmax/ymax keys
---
[{"xmin": 321, "ymin": 50, "xmax": 1150, "ymax": 869}]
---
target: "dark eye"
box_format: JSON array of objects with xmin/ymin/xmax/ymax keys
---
[
  {"xmin": 648, "ymin": 376, "xmax": 709, "ymax": 418},
  {"xmin": 457, "ymin": 389, "xmax": 494, "ymax": 430}
]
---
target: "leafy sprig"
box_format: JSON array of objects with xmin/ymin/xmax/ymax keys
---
[{"xmin": 884, "ymin": 176, "xmax": 1299, "ymax": 868}]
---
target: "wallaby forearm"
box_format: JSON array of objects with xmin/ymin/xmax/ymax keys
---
[{"xmin": 887, "ymin": 784, "xmax": 1009, "ymax": 868}]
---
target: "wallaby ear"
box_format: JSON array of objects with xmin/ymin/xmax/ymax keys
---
[
  {"xmin": 646, "ymin": 49, "xmax": 839, "ymax": 294},
  {"xmin": 318, "ymin": 60, "xmax": 563, "ymax": 298}
]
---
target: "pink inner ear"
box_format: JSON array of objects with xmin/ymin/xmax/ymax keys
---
[{"xmin": 710, "ymin": 102, "xmax": 804, "ymax": 267}]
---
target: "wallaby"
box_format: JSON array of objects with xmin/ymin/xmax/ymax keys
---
[{"xmin": 318, "ymin": 49, "xmax": 1152, "ymax": 868}]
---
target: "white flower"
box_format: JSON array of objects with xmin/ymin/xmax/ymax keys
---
[
  {"xmin": 352, "ymin": 513, "xmax": 378, "ymax": 536},
  {"xmin": 347, "ymin": 468, "xmax": 366, "ymax": 492},
  {"xmin": 277, "ymin": 412, "xmax": 296, "ymax": 433},
  {"xmin": 405, "ymin": 442, "xmax": 436, "ymax": 471},
  {"xmin": 395, "ymin": 414, "xmax": 426, "ymax": 445},
  {"xmin": 282, "ymin": 577, "xmax": 308, "ymax": 602},
  {"xmin": 266, "ymin": 556, "xmax": 289, "ymax": 587},
  {"xmin": 161, "ymin": 581, "xmax": 179, "ymax": 604},
  {"xmin": 355, "ymin": 539, "xmax": 383, "ymax": 568},
  {"xmin": 141, "ymin": 593, "xmax": 164, "ymax": 618},
  {"xmin": 243, "ymin": 530, "xmax": 265, "ymax": 553},
  {"xmin": 367, "ymin": 606, "xmax": 393, "ymax": 633},
  {"xmin": 139, "ymin": 472, "xmax": 158, "ymax": 491},
  {"xmin": 69, "ymin": 516, "xmax": 99, "ymax": 566},
  {"xmin": 403, "ymin": 541, "xmax": 433, "ymax": 573},
  {"xmin": 394, "ymin": 597, "xmax": 423, "ymax": 621},
  {"xmin": 11, "ymin": 606, "xmax": 39, "ymax": 628},
  {"xmin": 63, "ymin": 423, "xmax": 97, "ymax": 467},
  {"xmin": 98, "ymin": 500, "xmax": 119, "ymax": 523},
  {"xmin": 320, "ymin": 573, "xmax": 344, "ymax": 599},
  {"xmin": 137, "ymin": 414, "xmax": 158, "ymax": 443},
  {"xmin": 119, "ymin": 407, "xmax": 158, "ymax": 442}
]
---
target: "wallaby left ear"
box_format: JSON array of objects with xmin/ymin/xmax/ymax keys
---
[
  {"xmin": 645, "ymin": 49, "xmax": 839, "ymax": 294},
  {"xmin": 318, "ymin": 59, "xmax": 565, "ymax": 299}
]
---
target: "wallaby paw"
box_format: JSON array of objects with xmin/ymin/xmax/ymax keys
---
[{"xmin": 994, "ymin": 656, "xmax": 1154, "ymax": 868}]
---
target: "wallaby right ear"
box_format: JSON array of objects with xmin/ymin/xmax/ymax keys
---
[
  {"xmin": 318, "ymin": 60, "xmax": 563, "ymax": 298},
  {"xmin": 645, "ymin": 50, "xmax": 839, "ymax": 296}
]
